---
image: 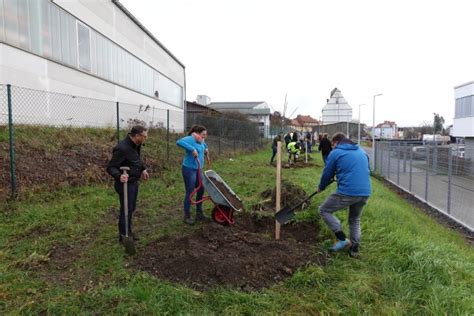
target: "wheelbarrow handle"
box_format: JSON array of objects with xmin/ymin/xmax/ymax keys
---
[{"xmin": 190, "ymin": 158, "xmax": 211, "ymax": 205}]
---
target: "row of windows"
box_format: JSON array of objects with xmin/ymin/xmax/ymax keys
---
[
  {"xmin": 0, "ymin": 0, "xmax": 183, "ymax": 108},
  {"xmin": 455, "ymin": 95, "xmax": 474, "ymax": 119}
]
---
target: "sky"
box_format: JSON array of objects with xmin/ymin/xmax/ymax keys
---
[{"xmin": 120, "ymin": 0, "xmax": 474, "ymax": 127}]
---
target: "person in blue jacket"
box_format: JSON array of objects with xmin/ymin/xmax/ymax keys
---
[
  {"xmin": 176, "ymin": 125, "xmax": 210, "ymax": 225},
  {"xmin": 316, "ymin": 132, "xmax": 371, "ymax": 258}
]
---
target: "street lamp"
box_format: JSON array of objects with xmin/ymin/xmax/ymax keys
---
[
  {"xmin": 358, "ymin": 104, "xmax": 365, "ymax": 144},
  {"xmin": 372, "ymin": 93, "xmax": 383, "ymax": 170}
]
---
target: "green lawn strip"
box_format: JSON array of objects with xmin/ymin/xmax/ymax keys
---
[{"xmin": 1, "ymin": 149, "xmax": 473, "ymax": 314}]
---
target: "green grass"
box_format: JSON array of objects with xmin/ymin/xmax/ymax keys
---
[{"xmin": 1, "ymin": 150, "xmax": 473, "ymax": 315}]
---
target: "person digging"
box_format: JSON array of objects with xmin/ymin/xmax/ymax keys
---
[
  {"xmin": 287, "ymin": 140, "xmax": 301, "ymax": 165},
  {"xmin": 106, "ymin": 125, "xmax": 149, "ymax": 250},
  {"xmin": 316, "ymin": 132, "xmax": 371, "ymax": 258}
]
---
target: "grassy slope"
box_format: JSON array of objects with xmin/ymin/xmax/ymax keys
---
[{"xmin": 1, "ymin": 149, "xmax": 473, "ymax": 315}]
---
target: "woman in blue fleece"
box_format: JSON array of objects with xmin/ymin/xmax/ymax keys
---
[{"xmin": 176, "ymin": 125, "xmax": 210, "ymax": 225}]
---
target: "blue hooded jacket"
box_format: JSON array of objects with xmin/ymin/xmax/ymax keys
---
[
  {"xmin": 318, "ymin": 139, "xmax": 371, "ymax": 196},
  {"xmin": 176, "ymin": 135, "xmax": 208, "ymax": 170}
]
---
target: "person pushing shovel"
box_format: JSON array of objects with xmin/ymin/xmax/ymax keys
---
[
  {"xmin": 107, "ymin": 125, "xmax": 149, "ymax": 248},
  {"xmin": 316, "ymin": 132, "xmax": 371, "ymax": 258}
]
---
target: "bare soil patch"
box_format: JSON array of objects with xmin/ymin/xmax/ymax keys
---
[
  {"xmin": 254, "ymin": 181, "xmax": 311, "ymax": 214},
  {"xmin": 133, "ymin": 213, "xmax": 325, "ymax": 291}
]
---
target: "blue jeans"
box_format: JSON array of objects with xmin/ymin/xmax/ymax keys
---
[
  {"xmin": 270, "ymin": 146, "xmax": 277, "ymax": 163},
  {"xmin": 114, "ymin": 181, "xmax": 139, "ymax": 236},
  {"xmin": 182, "ymin": 166, "xmax": 204, "ymax": 217},
  {"xmin": 319, "ymin": 193, "xmax": 369, "ymax": 247}
]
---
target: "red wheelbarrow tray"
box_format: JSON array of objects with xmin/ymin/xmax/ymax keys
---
[{"xmin": 202, "ymin": 170, "xmax": 243, "ymax": 212}]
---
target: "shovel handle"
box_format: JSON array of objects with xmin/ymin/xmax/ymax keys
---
[{"xmin": 120, "ymin": 167, "xmax": 130, "ymax": 238}]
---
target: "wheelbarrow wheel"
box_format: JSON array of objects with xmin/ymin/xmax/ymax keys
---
[{"xmin": 212, "ymin": 205, "xmax": 232, "ymax": 226}]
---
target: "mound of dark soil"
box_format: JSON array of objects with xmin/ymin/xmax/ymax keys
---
[
  {"xmin": 254, "ymin": 181, "xmax": 311, "ymax": 213},
  {"xmin": 133, "ymin": 213, "xmax": 325, "ymax": 291},
  {"xmin": 282, "ymin": 161, "xmax": 319, "ymax": 169}
]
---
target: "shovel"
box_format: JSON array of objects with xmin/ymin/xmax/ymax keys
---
[
  {"xmin": 275, "ymin": 180, "xmax": 334, "ymax": 225},
  {"xmin": 275, "ymin": 190, "xmax": 320, "ymax": 225},
  {"xmin": 120, "ymin": 167, "xmax": 136, "ymax": 255}
]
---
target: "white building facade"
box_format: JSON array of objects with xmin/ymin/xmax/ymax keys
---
[
  {"xmin": 0, "ymin": 0, "xmax": 185, "ymax": 131},
  {"xmin": 454, "ymin": 82, "xmax": 474, "ymax": 137},
  {"xmin": 321, "ymin": 88, "xmax": 352, "ymax": 125},
  {"xmin": 206, "ymin": 100, "xmax": 271, "ymax": 138},
  {"xmin": 453, "ymin": 81, "xmax": 474, "ymax": 161}
]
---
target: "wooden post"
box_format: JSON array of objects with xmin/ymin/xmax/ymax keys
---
[{"xmin": 275, "ymin": 141, "xmax": 281, "ymax": 240}]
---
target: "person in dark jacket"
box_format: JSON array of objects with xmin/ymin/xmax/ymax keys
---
[
  {"xmin": 107, "ymin": 125, "xmax": 149, "ymax": 243},
  {"xmin": 316, "ymin": 132, "xmax": 371, "ymax": 258},
  {"xmin": 318, "ymin": 133, "xmax": 332, "ymax": 164},
  {"xmin": 284, "ymin": 132, "xmax": 292, "ymax": 147},
  {"xmin": 270, "ymin": 135, "xmax": 282, "ymax": 165}
]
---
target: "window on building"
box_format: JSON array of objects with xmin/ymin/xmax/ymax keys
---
[
  {"xmin": 77, "ymin": 21, "xmax": 91, "ymax": 72},
  {"xmin": 0, "ymin": 0, "xmax": 183, "ymax": 108},
  {"xmin": 455, "ymin": 95, "xmax": 474, "ymax": 118},
  {"xmin": 0, "ymin": 0, "xmax": 4, "ymax": 42},
  {"xmin": 4, "ymin": 0, "xmax": 20, "ymax": 46},
  {"xmin": 157, "ymin": 72, "xmax": 183, "ymax": 108},
  {"xmin": 17, "ymin": 0, "xmax": 29, "ymax": 50}
]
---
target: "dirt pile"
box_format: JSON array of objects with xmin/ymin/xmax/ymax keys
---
[
  {"xmin": 254, "ymin": 181, "xmax": 310, "ymax": 213},
  {"xmin": 282, "ymin": 161, "xmax": 319, "ymax": 169},
  {"xmin": 133, "ymin": 213, "xmax": 325, "ymax": 291},
  {"xmin": 208, "ymin": 176, "xmax": 244, "ymax": 210}
]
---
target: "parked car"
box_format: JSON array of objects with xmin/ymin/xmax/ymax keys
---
[
  {"xmin": 451, "ymin": 146, "xmax": 465, "ymax": 159},
  {"xmin": 412, "ymin": 146, "xmax": 426, "ymax": 160}
]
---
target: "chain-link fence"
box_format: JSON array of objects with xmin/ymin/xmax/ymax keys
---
[
  {"xmin": 373, "ymin": 141, "xmax": 474, "ymax": 231},
  {"xmin": 0, "ymin": 84, "xmax": 266, "ymax": 199}
]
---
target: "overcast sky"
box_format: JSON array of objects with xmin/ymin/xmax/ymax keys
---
[{"xmin": 121, "ymin": 0, "xmax": 474, "ymax": 127}]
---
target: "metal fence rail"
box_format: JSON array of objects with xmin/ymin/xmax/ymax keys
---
[
  {"xmin": 0, "ymin": 84, "xmax": 266, "ymax": 198},
  {"xmin": 374, "ymin": 141, "xmax": 474, "ymax": 231}
]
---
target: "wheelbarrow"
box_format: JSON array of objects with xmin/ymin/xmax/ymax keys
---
[{"xmin": 190, "ymin": 159, "xmax": 243, "ymax": 225}]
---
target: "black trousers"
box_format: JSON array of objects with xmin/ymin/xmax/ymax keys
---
[{"xmin": 114, "ymin": 181, "xmax": 139, "ymax": 236}]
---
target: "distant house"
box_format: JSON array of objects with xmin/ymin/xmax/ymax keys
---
[
  {"xmin": 186, "ymin": 101, "xmax": 221, "ymax": 116},
  {"xmin": 374, "ymin": 121, "xmax": 398, "ymax": 139},
  {"xmin": 289, "ymin": 115, "xmax": 320, "ymax": 132},
  {"xmin": 185, "ymin": 101, "xmax": 221, "ymax": 130},
  {"xmin": 197, "ymin": 95, "xmax": 271, "ymax": 137},
  {"xmin": 322, "ymin": 88, "xmax": 352, "ymax": 124}
]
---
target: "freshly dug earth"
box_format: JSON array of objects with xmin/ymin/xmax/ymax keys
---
[
  {"xmin": 255, "ymin": 180, "xmax": 310, "ymax": 213},
  {"xmin": 282, "ymin": 161, "xmax": 319, "ymax": 169},
  {"xmin": 208, "ymin": 176, "xmax": 244, "ymax": 210},
  {"xmin": 133, "ymin": 213, "xmax": 325, "ymax": 291}
]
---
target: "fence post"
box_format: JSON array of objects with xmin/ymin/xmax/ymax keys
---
[
  {"xmin": 409, "ymin": 144, "xmax": 413, "ymax": 192},
  {"xmin": 387, "ymin": 143, "xmax": 391, "ymax": 179},
  {"xmin": 116, "ymin": 101, "xmax": 120, "ymax": 143},
  {"xmin": 397, "ymin": 142, "xmax": 400, "ymax": 185},
  {"xmin": 7, "ymin": 84, "xmax": 17, "ymax": 197},
  {"xmin": 403, "ymin": 144, "xmax": 407, "ymax": 173},
  {"xmin": 425, "ymin": 145, "xmax": 429, "ymax": 201},
  {"xmin": 447, "ymin": 147, "xmax": 452, "ymax": 214},
  {"xmin": 218, "ymin": 121, "xmax": 221, "ymax": 155},
  {"xmin": 166, "ymin": 109, "xmax": 170, "ymax": 162},
  {"xmin": 374, "ymin": 140, "xmax": 378, "ymax": 171},
  {"xmin": 379, "ymin": 143, "xmax": 384, "ymax": 176}
]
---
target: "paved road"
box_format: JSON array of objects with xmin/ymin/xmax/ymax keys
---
[{"xmin": 363, "ymin": 146, "xmax": 474, "ymax": 231}]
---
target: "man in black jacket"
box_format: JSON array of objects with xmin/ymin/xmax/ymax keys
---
[
  {"xmin": 107, "ymin": 125, "xmax": 149, "ymax": 243},
  {"xmin": 318, "ymin": 133, "xmax": 332, "ymax": 164}
]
